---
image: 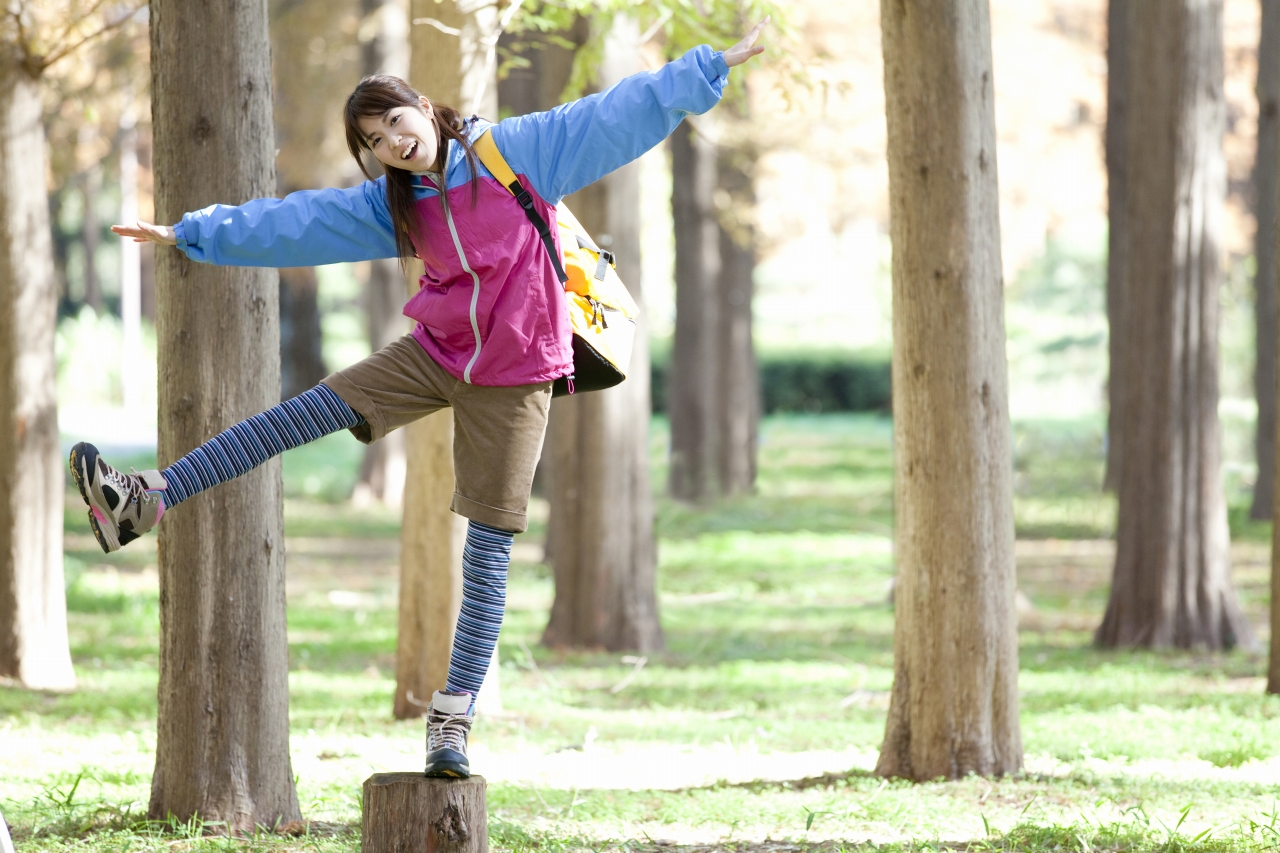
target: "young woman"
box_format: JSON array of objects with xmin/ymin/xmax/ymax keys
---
[{"xmin": 76, "ymin": 22, "xmax": 767, "ymax": 778}]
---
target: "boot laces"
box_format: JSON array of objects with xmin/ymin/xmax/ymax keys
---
[
  {"xmin": 428, "ymin": 708, "xmax": 471, "ymax": 753},
  {"xmin": 101, "ymin": 462, "xmax": 145, "ymax": 512}
]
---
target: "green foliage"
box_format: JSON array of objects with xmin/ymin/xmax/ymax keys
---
[
  {"xmin": 502, "ymin": 0, "xmax": 797, "ymax": 104},
  {"xmin": 650, "ymin": 350, "xmax": 892, "ymax": 415}
]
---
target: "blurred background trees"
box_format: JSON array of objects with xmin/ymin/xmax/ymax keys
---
[
  {"xmin": 1, "ymin": 0, "xmax": 143, "ymax": 692},
  {"xmin": 16, "ymin": 0, "xmax": 1280, "ymax": 730}
]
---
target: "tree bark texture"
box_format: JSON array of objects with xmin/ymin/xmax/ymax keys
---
[
  {"xmin": 393, "ymin": 0, "xmax": 498, "ymax": 719},
  {"xmin": 353, "ymin": 255, "xmax": 410, "ymax": 506},
  {"xmin": 149, "ymin": 0, "xmax": 300, "ymax": 829},
  {"xmin": 668, "ymin": 119, "xmax": 759, "ymax": 502},
  {"xmin": 0, "ymin": 50, "xmax": 75, "ymax": 692},
  {"xmin": 354, "ymin": 0, "xmax": 411, "ymax": 507},
  {"xmin": 714, "ymin": 136, "xmax": 759, "ymax": 496},
  {"xmin": 278, "ymin": 266, "xmax": 327, "ymax": 400},
  {"xmin": 271, "ymin": 0, "xmax": 359, "ymax": 401},
  {"xmin": 1103, "ymin": 0, "xmax": 1131, "ymax": 493},
  {"xmin": 362, "ymin": 773, "xmax": 487, "ymax": 853},
  {"xmin": 82, "ymin": 165, "xmax": 103, "ymax": 313},
  {"xmin": 1252, "ymin": 0, "xmax": 1280, "ymax": 520},
  {"xmin": 542, "ymin": 18, "xmax": 662, "ymax": 652},
  {"xmin": 1098, "ymin": 0, "xmax": 1253, "ymax": 651},
  {"xmin": 395, "ymin": 412, "xmax": 464, "ymax": 717},
  {"xmin": 668, "ymin": 120, "xmax": 720, "ymax": 501},
  {"xmin": 875, "ymin": 0, "xmax": 1021, "ymax": 781}
]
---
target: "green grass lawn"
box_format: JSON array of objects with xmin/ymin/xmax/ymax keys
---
[{"xmin": 5, "ymin": 414, "xmax": 1280, "ymax": 852}]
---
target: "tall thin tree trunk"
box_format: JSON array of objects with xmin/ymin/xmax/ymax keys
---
[
  {"xmin": 668, "ymin": 121, "xmax": 720, "ymax": 501},
  {"xmin": 354, "ymin": 0, "xmax": 410, "ymax": 508},
  {"xmin": 1252, "ymin": 0, "xmax": 1280, "ymax": 520},
  {"xmin": 278, "ymin": 266, "xmax": 327, "ymax": 400},
  {"xmin": 715, "ymin": 138, "xmax": 758, "ymax": 495},
  {"xmin": 394, "ymin": 0, "xmax": 501, "ymax": 719},
  {"xmin": 875, "ymin": 0, "xmax": 1021, "ymax": 781},
  {"xmin": 121, "ymin": 108, "xmax": 145, "ymax": 412},
  {"xmin": 270, "ymin": 0, "xmax": 346, "ymax": 403},
  {"xmin": 1267, "ymin": 0, "xmax": 1280, "ymax": 694},
  {"xmin": 149, "ymin": 0, "xmax": 300, "ymax": 828},
  {"xmin": 495, "ymin": 20, "xmax": 582, "ymax": 568},
  {"xmin": 542, "ymin": 17, "xmax": 662, "ymax": 652},
  {"xmin": 0, "ymin": 48, "xmax": 75, "ymax": 693},
  {"xmin": 1104, "ymin": 0, "xmax": 1131, "ymax": 493},
  {"xmin": 82, "ymin": 164, "xmax": 103, "ymax": 313},
  {"xmin": 1098, "ymin": 0, "xmax": 1253, "ymax": 651}
]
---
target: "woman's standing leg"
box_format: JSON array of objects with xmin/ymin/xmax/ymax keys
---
[
  {"xmin": 422, "ymin": 377, "xmax": 552, "ymax": 778},
  {"xmin": 423, "ymin": 520, "xmax": 514, "ymax": 777}
]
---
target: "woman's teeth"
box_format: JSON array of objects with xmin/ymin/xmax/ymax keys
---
[{"xmin": 402, "ymin": 141, "xmax": 417, "ymax": 160}]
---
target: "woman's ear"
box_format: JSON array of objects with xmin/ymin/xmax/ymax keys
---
[{"xmin": 419, "ymin": 95, "xmax": 434, "ymax": 118}]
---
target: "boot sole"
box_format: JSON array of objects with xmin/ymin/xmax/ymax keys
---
[
  {"xmin": 68, "ymin": 442, "xmax": 96, "ymax": 507},
  {"xmin": 69, "ymin": 443, "xmax": 119, "ymax": 554},
  {"xmin": 423, "ymin": 765, "xmax": 470, "ymax": 779}
]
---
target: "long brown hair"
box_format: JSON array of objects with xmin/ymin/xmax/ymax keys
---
[{"xmin": 343, "ymin": 75, "xmax": 481, "ymax": 261}]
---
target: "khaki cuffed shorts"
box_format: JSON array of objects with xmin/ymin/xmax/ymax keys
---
[{"xmin": 321, "ymin": 335, "xmax": 552, "ymax": 533}]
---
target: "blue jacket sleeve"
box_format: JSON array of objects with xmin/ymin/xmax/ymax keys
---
[
  {"xmin": 174, "ymin": 178, "xmax": 399, "ymax": 267},
  {"xmin": 490, "ymin": 44, "xmax": 730, "ymax": 205}
]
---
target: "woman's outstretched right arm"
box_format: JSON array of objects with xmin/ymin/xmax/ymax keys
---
[{"xmin": 113, "ymin": 179, "xmax": 399, "ymax": 267}]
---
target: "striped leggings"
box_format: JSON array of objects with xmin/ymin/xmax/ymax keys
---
[{"xmin": 157, "ymin": 383, "xmax": 508, "ymax": 703}]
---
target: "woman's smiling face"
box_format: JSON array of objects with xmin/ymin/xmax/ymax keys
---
[{"xmin": 358, "ymin": 97, "xmax": 440, "ymax": 173}]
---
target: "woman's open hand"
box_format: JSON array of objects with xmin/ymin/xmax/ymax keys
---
[
  {"xmin": 723, "ymin": 17, "xmax": 769, "ymax": 68},
  {"xmin": 112, "ymin": 221, "xmax": 178, "ymax": 246}
]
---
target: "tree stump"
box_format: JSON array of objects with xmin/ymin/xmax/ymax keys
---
[{"xmin": 362, "ymin": 774, "xmax": 487, "ymax": 853}]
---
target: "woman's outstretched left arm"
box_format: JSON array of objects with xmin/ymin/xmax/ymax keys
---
[{"xmin": 491, "ymin": 20, "xmax": 768, "ymax": 206}]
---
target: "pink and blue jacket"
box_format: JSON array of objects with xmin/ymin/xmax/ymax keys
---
[{"xmin": 174, "ymin": 45, "xmax": 731, "ymax": 387}]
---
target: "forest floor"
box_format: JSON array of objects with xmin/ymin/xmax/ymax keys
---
[{"xmin": 4, "ymin": 414, "xmax": 1280, "ymax": 852}]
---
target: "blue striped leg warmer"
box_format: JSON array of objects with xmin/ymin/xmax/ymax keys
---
[
  {"xmin": 445, "ymin": 521, "xmax": 513, "ymax": 703},
  {"xmin": 158, "ymin": 384, "xmax": 363, "ymax": 508}
]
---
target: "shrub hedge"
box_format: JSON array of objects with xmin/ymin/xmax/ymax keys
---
[{"xmin": 649, "ymin": 348, "xmax": 892, "ymax": 414}]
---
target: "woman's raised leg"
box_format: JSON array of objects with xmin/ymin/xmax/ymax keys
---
[{"xmin": 69, "ymin": 383, "xmax": 363, "ymax": 553}]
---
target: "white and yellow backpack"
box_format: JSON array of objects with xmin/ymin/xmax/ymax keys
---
[{"xmin": 474, "ymin": 130, "xmax": 639, "ymax": 397}]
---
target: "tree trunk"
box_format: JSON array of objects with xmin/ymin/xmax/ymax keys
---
[
  {"xmin": 1097, "ymin": 0, "xmax": 1253, "ymax": 651},
  {"xmin": 395, "ymin": 412, "xmax": 465, "ymax": 717},
  {"xmin": 394, "ymin": 0, "xmax": 500, "ymax": 720},
  {"xmin": 121, "ymin": 109, "xmax": 145, "ymax": 412},
  {"xmin": 0, "ymin": 48, "xmax": 75, "ymax": 693},
  {"xmin": 353, "ymin": 0, "xmax": 410, "ymax": 508},
  {"xmin": 668, "ymin": 120, "xmax": 720, "ymax": 502},
  {"xmin": 149, "ymin": 0, "xmax": 300, "ymax": 829},
  {"xmin": 271, "ymin": 0, "xmax": 354, "ymax": 402},
  {"xmin": 542, "ymin": 18, "xmax": 662, "ymax": 652},
  {"xmin": 668, "ymin": 113, "xmax": 758, "ymax": 501},
  {"xmin": 1103, "ymin": 0, "xmax": 1132, "ymax": 493},
  {"xmin": 362, "ymin": 773, "xmax": 487, "ymax": 853},
  {"xmin": 1252, "ymin": 0, "xmax": 1280, "ymax": 520},
  {"xmin": 714, "ymin": 137, "xmax": 758, "ymax": 496},
  {"xmin": 496, "ymin": 20, "xmax": 583, "ymax": 568},
  {"xmin": 352, "ymin": 255, "xmax": 409, "ymax": 506},
  {"xmin": 82, "ymin": 164, "xmax": 103, "ymax": 313},
  {"xmin": 278, "ymin": 266, "xmax": 327, "ymax": 400},
  {"xmin": 875, "ymin": 0, "xmax": 1021, "ymax": 781}
]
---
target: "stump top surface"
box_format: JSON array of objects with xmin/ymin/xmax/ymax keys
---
[{"xmin": 365, "ymin": 772, "xmax": 487, "ymax": 788}]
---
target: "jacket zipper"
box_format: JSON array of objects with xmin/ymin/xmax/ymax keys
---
[{"xmin": 424, "ymin": 168, "xmax": 484, "ymax": 384}]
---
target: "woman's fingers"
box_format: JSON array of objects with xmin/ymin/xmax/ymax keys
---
[
  {"xmin": 111, "ymin": 222, "xmax": 178, "ymax": 245},
  {"xmin": 724, "ymin": 16, "xmax": 770, "ymax": 67}
]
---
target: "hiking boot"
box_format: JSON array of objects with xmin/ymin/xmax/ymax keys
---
[
  {"xmin": 69, "ymin": 442, "xmax": 166, "ymax": 554},
  {"xmin": 424, "ymin": 690, "xmax": 473, "ymax": 778}
]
